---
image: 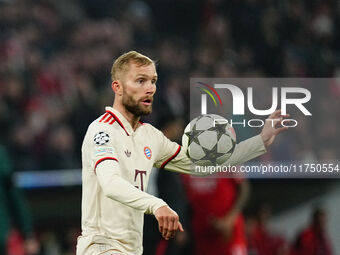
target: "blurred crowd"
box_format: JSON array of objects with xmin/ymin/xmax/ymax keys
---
[
  {"xmin": 1, "ymin": 0, "xmax": 339, "ymax": 254},
  {"xmin": 1, "ymin": 0, "xmax": 339, "ymax": 171}
]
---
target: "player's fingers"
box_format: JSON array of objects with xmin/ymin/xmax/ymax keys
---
[
  {"xmin": 158, "ymin": 216, "xmax": 164, "ymax": 233},
  {"xmin": 162, "ymin": 216, "xmax": 169, "ymax": 238},
  {"xmin": 173, "ymin": 216, "xmax": 179, "ymax": 232},
  {"xmin": 267, "ymin": 118, "xmax": 281, "ymax": 128},
  {"xmin": 275, "ymin": 126, "xmax": 288, "ymax": 135},
  {"xmin": 165, "ymin": 217, "xmax": 175, "ymax": 240},
  {"xmin": 169, "ymin": 216, "xmax": 179, "ymax": 239},
  {"xmin": 269, "ymin": 109, "xmax": 281, "ymax": 119},
  {"xmin": 178, "ymin": 222, "xmax": 184, "ymax": 232},
  {"xmin": 274, "ymin": 117, "xmax": 283, "ymax": 128},
  {"xmin": 275, "ymin": 114, "xmax": 291, "ymax": 127}
]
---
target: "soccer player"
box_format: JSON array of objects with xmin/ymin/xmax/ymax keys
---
[
  {"xmin": 76, "ymin": 51, "xmax": 288, "ymax": 255},
  {"xmin": 182, "ymin": 172, "xmax": 250, "ymax": 255}
]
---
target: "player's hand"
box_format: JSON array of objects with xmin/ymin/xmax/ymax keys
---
[
  {"xmin": 154, "ymin": 205, "xmax": 184, "ymax": 240},
  {"xmin": 260, "ymin": 109, "xmax": 289, "ymax": 148}
]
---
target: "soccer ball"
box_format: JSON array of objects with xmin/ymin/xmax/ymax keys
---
[{"xmin": 182, "ymin": 114, "xmax": 236, "ymax": 166}]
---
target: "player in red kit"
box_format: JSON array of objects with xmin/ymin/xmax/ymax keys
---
[{"xmin": 183, "ymin": 171, "xmax": 249, "ymax": 255}]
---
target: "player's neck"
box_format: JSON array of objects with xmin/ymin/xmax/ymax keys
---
[{"xmin": 112, "ymin": 104, "xmax": 140, "ymax": 131}]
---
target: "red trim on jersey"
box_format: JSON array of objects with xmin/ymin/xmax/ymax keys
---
[
  {"xmin": 99, "ymin": 113, "xmax": 109, "ymax": 122},
  {"xmin": 94, "ymin": 157, "xmax": 118, "ymax": 174},
  {"xmin": 104, "ymin": 115, "xmax": 113, "ymax": 123},
  {"xmin": 109, "ymin": 119, "xmax": 116, "ymax": 125},
  {"xmin": 160, "ymin": 145, "xmax": 181, "ymax": 169},
  {"xmin": 139, "ymin": 120, "xmax": 147, "ymax": 126},
  {"xmin": 106, "ymin": 110, "xmax": 130, "ymax": 136}
]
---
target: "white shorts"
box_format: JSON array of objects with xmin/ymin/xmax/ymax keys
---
[{"xmin": 76, "ymin": 235, "xmax": 126, "ymax": 255}]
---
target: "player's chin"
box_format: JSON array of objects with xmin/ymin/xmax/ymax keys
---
[
  {"xmin": 139, "ymin": 104, "xmax": 153, "ymax": 115},
  {"xmin": 143, "ymin": 108, "xmax": 152, "ymax": 115}
]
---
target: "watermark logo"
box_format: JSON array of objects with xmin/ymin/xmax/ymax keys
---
[
  {"xmin": 196, "ymin": 82, "xmax": 223, "ymax": 114},
  {"xmin": 195, "ymin": 81, "xmax": 312, "ymax": 128}
]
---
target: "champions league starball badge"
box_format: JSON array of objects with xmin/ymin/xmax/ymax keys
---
[{"xmin": 94, "ymin": 131, "xmax": 110, "ymax": 145}]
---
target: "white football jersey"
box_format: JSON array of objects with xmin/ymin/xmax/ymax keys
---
[{"xmin": 76, "ymin": 106, "xmax": 266, "ymax": 255}]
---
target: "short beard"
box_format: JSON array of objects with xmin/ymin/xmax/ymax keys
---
[{"xmin": 122, "ymin": 92, "xmax": 152, "ymax": 117}]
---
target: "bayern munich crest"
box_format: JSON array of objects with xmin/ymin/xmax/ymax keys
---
[
  {"xmin": 144, "ymin": 146, "xmax": 152, "ymax": 160},
  {"xmin": 94, "ymin": 131, "xmax": 110, "ymax": 145}
]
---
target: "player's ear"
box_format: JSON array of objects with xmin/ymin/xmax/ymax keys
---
[{"xmin": 112, "ymin": 80, "xmax": 123, "ymax": 96}]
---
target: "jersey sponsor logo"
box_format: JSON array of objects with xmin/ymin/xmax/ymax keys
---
[
  {"xmin": 134, "ymin": 169, "xmax": 147, "ymax": 191},
  {"xmin": 94, "ymin": 131, "xmax": 110, "ymax": 145},
  {"xmin": 144, "ymin": 146, "xmax": 152, "ymax": 160},
  {"xmin": 95, "ymin": 147, "xmax": 113, "ymax": 155}
]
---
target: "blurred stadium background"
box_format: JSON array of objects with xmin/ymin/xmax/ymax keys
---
[{"xmin": 0, "ymin": 0, "xmax": 339, "ymax": 254}]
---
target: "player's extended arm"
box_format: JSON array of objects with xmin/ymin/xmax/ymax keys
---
[
  {"xmin": 96, "ymin": 160, "xmax": 167, "ymax": 214},
  {"xmin": 162, "ymin": 110, "xmax": 289, "ymax": 175},
  {"xmin": 161, "ymin": 134, "xmax": 265, "ymax": 176}
]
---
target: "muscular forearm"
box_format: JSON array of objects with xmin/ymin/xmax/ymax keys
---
[{"xmin": 96, "ymin": 160, "xmax": 167, "ymax": 214}]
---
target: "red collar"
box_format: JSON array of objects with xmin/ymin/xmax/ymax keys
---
[{"xmin": 106, "ymin": 110, "xmax": 130, "ymax": 136}]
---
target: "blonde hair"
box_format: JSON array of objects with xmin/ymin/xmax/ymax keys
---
[{"xmin": 111, "ymin": 51, "xmax": 155, "ymax": 81}]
